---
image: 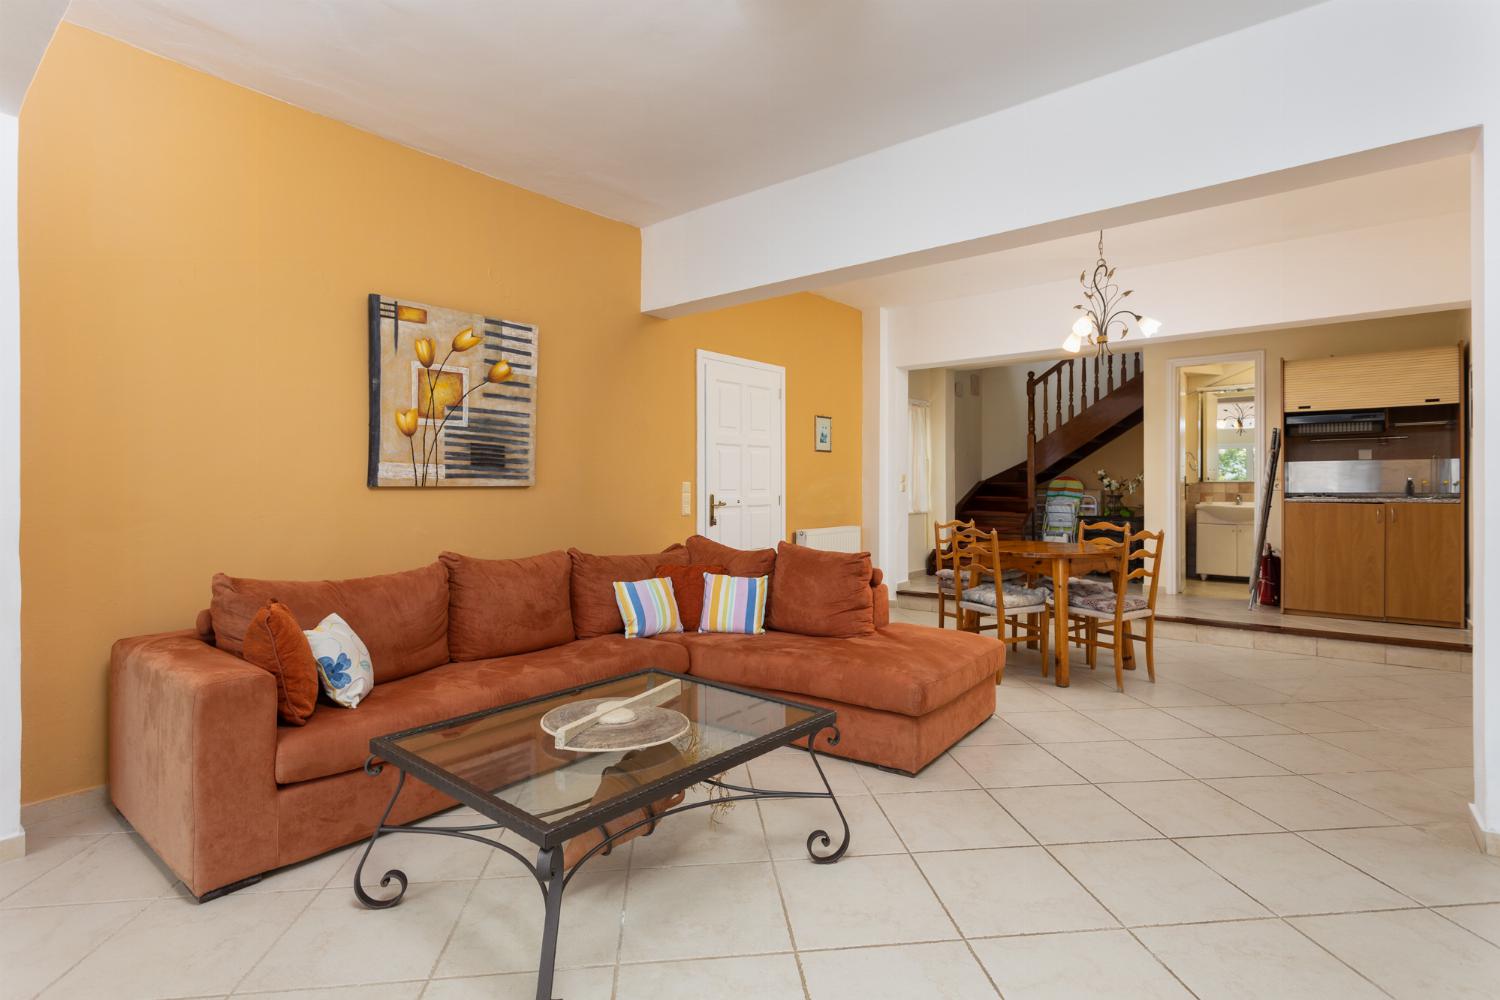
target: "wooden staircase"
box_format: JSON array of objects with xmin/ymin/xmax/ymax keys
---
[{"xmin": 957, "ymin": 350, "xmax": 1143, "ymax": 537}]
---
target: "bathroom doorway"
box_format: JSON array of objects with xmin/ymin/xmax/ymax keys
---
[{"xmin": 1167, "ymin": 352, "xmax": 1266, "ymax": 597}]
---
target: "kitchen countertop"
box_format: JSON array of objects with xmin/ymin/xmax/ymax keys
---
[{"xmin": 1284, "ymin": 495, "xmax": 1462, "ymax": 504}]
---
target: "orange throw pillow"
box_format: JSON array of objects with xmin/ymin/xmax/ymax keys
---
[
  {"xmin": 656, "ymin": 563, "xmax": 725, "ymax": 633},
  {"xmin": 242, "ymin": 600, "xmax": 321, "ymax": 726},
  {"xmin": 765, "ymin": 542, "xmax": 875, "ymax": 638}
]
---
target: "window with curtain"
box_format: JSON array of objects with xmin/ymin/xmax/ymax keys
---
[{"xmin": 908, "ymin": 400, "xmax": 932, "ymax": 514}]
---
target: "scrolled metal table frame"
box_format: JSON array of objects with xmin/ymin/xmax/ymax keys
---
[{"xmin": 354, "ymin": 722, "xmax": 849, "ymax": 1000}]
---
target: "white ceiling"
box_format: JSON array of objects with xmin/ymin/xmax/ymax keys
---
[
  {"xmin": 63, "ymin": 0, "xmax": 1327, "ymax": 225},
  {"xmin": 819, "ymin": 155, "xmax": 1471, "ymax": 310}
]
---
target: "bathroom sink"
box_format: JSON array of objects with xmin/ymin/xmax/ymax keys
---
[{"xmin": 1197, "ymin": 501, "xmax": 1254, "ymax": 524}]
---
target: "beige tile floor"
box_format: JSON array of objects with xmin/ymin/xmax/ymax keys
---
[{"xmin": 3, "ymin": 615, "xmax": 1497, "ymax": 999}]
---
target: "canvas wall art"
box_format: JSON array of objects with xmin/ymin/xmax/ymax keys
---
[{"xmin": 368, "ymin": 294, "xmax": 538, "ymax": 487}]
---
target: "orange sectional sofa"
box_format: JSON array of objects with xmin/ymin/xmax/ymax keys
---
[{"xmin": 109, "ymin": 538, "xmax": 1000, "ymax": 898}]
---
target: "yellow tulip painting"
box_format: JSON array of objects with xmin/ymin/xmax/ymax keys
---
[{"xmin": 368, "ymin": 295, "xmax": 538, "ymax": 488}]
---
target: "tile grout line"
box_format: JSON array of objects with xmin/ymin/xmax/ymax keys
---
[{"xmin": 862, "ymin": 784, "xmax": 1005, "ymax": 999}]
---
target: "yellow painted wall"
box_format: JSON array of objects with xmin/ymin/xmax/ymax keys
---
[{"xmin": 18, "ymin": 26, "xmax": 862, "ymax": 802}]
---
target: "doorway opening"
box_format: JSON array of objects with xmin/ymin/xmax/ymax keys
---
[{"xmin": 1167, "ymin": 352, "xmax": 1265, "ymax": 598}]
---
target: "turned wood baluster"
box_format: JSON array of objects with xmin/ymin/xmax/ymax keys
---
[
  {"xmin": 1054, "ymin": 370, "xmax": 1062, "ymax": 429},
  {"xmin": 1080, "ymin": 357, "xmax": 1089, "ymax": 410},
  {"xmin": 1067, "ymin": 359, "xmax": 1075, "ymax": 421},
  {"xmin": 1107, "ymin": 353, "xmax": 1115, "ymax": 393},
  {"xmin": 1041, "ymin": 378, "xmax": 1049, "ymax": 435},
  {"xmin": 1092, "ymin": 354, "xmax": 1100, "ymax": 403}
]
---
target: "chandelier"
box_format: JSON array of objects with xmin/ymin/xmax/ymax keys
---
[{"xmin": 1062, "ymin": 231, "xmax": 1161, "ymax": 356}]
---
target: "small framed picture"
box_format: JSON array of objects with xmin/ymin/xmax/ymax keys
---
[{"xmin": 814, "ymin": 415, "xmax": 833, "ymax": 452}]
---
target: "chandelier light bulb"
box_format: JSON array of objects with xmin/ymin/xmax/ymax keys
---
[
  {"xmin": 1070, "ymin": 314, "xmax": 1093, "ymax": 338},
  {"xmin": 1139, "ymin": 316, "xmax": 1162, "ymax": 337},
  {"xmin": 1062, "ymin": 331, "xmax": 1084, "ymax": 354}
]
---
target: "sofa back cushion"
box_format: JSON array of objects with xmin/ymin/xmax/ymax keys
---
[
  {"xmin": 211, "ymin": 562, "xmax": 449, "ymax": 683},
  {"xmin": 765, "ymin": 542, "xmax": 875, "ymax": 638},
  {"xmin": 569, "ymin": 545, "xmax": 688, "ymax": 638},
  {"xmin": 685, "ymin": 534, "xmax": 777, "ymax": 578},
  {"xmin": 655, "ymin": 563, "xmax": 725, "ymax": 633},
  {"xmin": 441, "ymin": 550, "xmax": 574, "ymax": 660}
]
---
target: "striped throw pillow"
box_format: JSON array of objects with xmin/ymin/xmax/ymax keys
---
[
  {"xmin": 612, "ymin": 577, "xmax": 683, "ymax": 638},
  {"xmin": 699, "ymin": 573, "xmax": 768, "ymax": 635}
]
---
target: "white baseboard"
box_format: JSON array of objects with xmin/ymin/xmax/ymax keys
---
[
  {"xmin": 0, "ymin": 829, "xmax": 24, "ymax": 862},
  {"xmin": 1468, "ymin": 802, "xmax": 1500, "ymax": 855}
]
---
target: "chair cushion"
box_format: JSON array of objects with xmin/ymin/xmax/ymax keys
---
[
  {"xmin": 937, "ymin": 571, "xmax": 1047, "ymax": 611},
  {"xmin": 212, "ymin": 562, "xmax": 449, "ymax": 683},
  {"xmin": 441, "ymin": 550, "xmax": 575, "ymax": 660},
  {"xmin": 274, "ymin": 636, "xmax": 689, "ymax": 784},
  {"xmin": 660, "ymin": 623, "xmax": 997, "ymax": 717},
  {"xmin": 685, "ymin": 534, "xmax": 777, "ymax": 577},
  {"xmin": 765, "ymin": 542, "xmax": 874, "ymax": 638},
  {"xmin": 569, "ymin": 546, "xmax": 689, "ymax": 638}
]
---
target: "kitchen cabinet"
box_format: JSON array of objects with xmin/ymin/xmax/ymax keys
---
[
  {"xmin": 1282, "ymin": 502, "xmax": 1385, "ymax": 618},
  {"xmin": 1385, "ymin": 503, "xmax": 1464, "ymax": 625},
  {"xmin": 1284, "ymin": 346, "xmax": 1461, "ymax": 412},
  {"xmin": 1282, "ymin": 501, "xmax": 1464, "ymax": 626}
]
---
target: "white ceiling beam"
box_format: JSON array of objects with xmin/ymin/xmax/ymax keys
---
[
  {"xmin": 889, "ymin": 212, "xmax": 1471, "ymax": 371},
  {"xmin": 640, "ymin": 0, "xmax": 1498, "ymax": 317}
]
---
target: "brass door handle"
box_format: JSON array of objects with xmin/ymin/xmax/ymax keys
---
[{"xmin": 709, "ymin": 493, "xmax": 729, "ymax": 527}]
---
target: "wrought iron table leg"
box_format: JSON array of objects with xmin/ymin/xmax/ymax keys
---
[
  {"xmin": 805, "ymin": 725, "xmax": 851, "ymax": 863},
  {"xmin": 534, "ymin": 846, "xmax": 565, "ymax": 1000},
  {"xmin": 353, "ymin": 759, "xmax": 410, "ymax": 908}
]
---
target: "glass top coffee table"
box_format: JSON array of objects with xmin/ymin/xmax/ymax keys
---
[{"xmin": 353, "ymin": 669, "xmax": 848, "ymax": 1000}]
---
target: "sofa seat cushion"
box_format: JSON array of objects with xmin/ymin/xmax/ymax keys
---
[
  {"xmin": 212, "ymin": 562, "xmax": 449, "ymax": 683},
  {"xmin": 274, "ymin": 636, "xmax": 689, "ymax": 784},
  {"xmin": 659, "ymin": 623, "xmax": 998, "ymax": 718}
]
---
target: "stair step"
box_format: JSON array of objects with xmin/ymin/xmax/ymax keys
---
[{"xmin": 965, "ymin": 496, "xmax": 1028, "ymax": 512}]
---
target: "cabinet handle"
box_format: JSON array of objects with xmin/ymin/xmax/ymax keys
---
[
  {"xmin": 1375, "ymin": 507, "xmax": 1382, "ymax": 524},
  {"xmin": 1390, "ymin": 506, "xmax": 1397, "ymax": 523}
]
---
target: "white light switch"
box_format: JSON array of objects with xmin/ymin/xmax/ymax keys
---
[{"xmin": 680, "ymin": 481, "xmax": 692, "ymax": 516}]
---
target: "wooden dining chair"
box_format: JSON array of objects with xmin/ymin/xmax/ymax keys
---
[
  {"xmin": 933, "ymin": 518, "xmax": 976, "ymax": 630},
  {"xmin": 940, "ymin": 527, "xmax": 1049, "ymax": 684},
  {"xmin": 1057, "ymin": 527, "xmax": 1164, "ymax": 691}
]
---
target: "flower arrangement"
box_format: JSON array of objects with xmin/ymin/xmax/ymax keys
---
[
  {"xmin": 1096, "ymin": 469, "xmax": 1142, "ymax": 496},
  {"xmin": 1096, "ymin": 468, "xmax": 1143, "ymax": 517},
  {"xmin": 392, "ymin": 326, "xmax": 512, "ymax": 486}
]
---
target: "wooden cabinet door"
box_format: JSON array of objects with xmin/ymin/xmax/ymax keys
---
[
  {"xmin": 1282, "ymin": 503, "xmax": 1386, "ymax": 618},
  {"xmin": 1284, "ymin": 346, "xmax": 1461, "ymax": 412},
  {"xmin": 1385, "ymin": 503, "xmax": 1464, "ymax": 625}
]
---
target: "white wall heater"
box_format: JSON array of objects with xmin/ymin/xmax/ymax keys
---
[{"xmin": 793, "ymin": 525, "xmax": 862, "ymax": 553}]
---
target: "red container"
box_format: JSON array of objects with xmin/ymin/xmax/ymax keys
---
[{"xmin": 1256, "ymin": 545, "xmax": 1281, "ymax": 607}]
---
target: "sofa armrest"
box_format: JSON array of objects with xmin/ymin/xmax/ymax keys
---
[
  {"xmin": 873, "ymin": 582, "xmax": 891, "ymax": 629},
  {"xmin": 109, "ymin": 630, "xmax": 279, "ymax": 897}
]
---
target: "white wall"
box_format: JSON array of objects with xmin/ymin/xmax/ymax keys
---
[{"xmin": 0, "ymin": 111, "xmax": 21, "ymax": 857}]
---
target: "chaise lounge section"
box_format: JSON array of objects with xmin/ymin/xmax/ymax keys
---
[{"xmin": 109, "ymin": 538, "xmax": 999, "ymax": 898}]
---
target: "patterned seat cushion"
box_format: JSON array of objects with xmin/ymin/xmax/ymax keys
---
[{"xmin": 1061, "ymin": 589, "xmax": 1149, "ymax": 614}]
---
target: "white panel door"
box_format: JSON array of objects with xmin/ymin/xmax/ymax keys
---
[{"xmin": 699, "ymin": 353, "xmax": 784, "ymax": 548}]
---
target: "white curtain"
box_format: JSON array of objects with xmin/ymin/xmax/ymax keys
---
[{"xmin": 908, "ymin": 400, "xmax": 932, "ymax": 514}]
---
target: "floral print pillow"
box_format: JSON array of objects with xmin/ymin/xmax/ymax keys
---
[{"xmin": 304, "ymin": 613, "xmax": 375, "ymax": 708}]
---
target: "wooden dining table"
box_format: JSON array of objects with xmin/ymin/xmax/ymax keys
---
[{"xmin": 990, "ymin": 539, "xmax": 1124, "ymax": 687}]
